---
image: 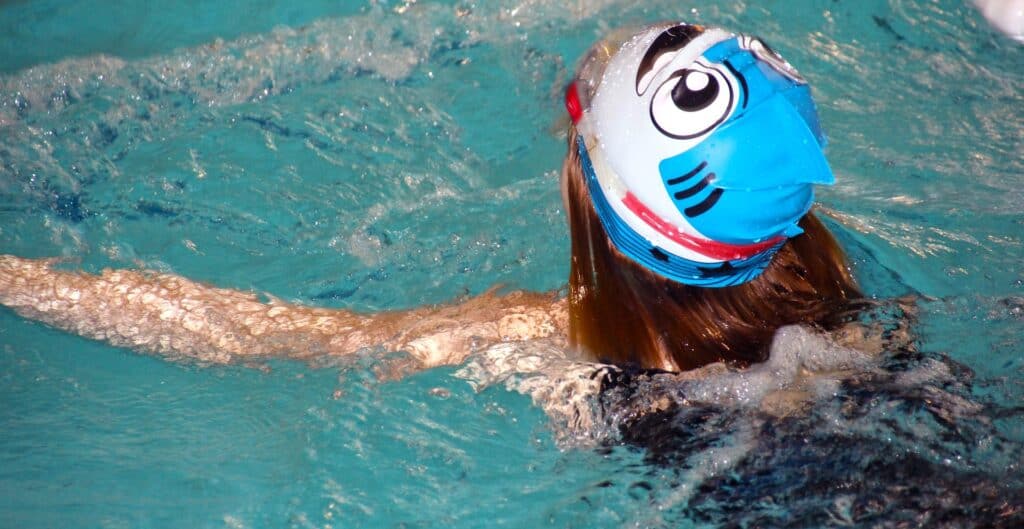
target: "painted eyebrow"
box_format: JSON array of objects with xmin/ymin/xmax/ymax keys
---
[{"xmin": 635, "ymin": 24, "xmax": 705, "ymax": 95}]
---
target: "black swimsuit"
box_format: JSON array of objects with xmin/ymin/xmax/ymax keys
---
[{"xmin": 589, "ymin": 345, "xmax": 1023, "ymax": 528}]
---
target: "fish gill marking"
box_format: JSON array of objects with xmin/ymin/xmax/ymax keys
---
[
  {"xmin": 665, "ymin": 160, "xmax": 725, "ymax": 218},
  {"xmin": 683, "ymin": 188, "xmax": 724, "ymax": 217},
  {"xmin": 665, "ymin": 160, "xmax": 707, "ymax": 186},
  {"xmin": 673, "ymin": 173, "xmax": 714, "ymax": 200}
]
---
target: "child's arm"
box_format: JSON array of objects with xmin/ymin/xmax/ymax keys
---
[{"xmin": 0, "ymin": 255, "xmax": 567, "ymax": 367}]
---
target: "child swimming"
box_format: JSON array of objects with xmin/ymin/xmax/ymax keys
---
[
  {"xmin": 3, "ymin": 17, "xmax": 1021, "ymax": 528},
  {"xmin": 0, "ymin": 22, "xmax": 862, "ymax": 374},
  {"xmin": 3, "ymin": 22, "xmax": 1021, "ymax": 526}
]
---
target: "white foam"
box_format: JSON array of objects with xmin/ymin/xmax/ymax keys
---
[
  {"xmin": 454, "ymin": 325, "xmax": 876, "ymax": 446},
  {"xmin": 679, "ymin": 325, "xmax": 872, "ymax": 407},
  {"xmin": 454, "ymin": 340, "xmax": 608, "ymax": 445}
]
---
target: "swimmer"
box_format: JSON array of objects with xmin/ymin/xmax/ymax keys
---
[
  {"xmin": 0, "ymin": 23, "xmax": 867, "ymax": 403},
  {"xmin": 6, "ymin": 23, "xmax": 1021, "ymax": 526}
]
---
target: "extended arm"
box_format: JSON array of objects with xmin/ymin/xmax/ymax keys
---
[{"xmin": 0, "ymin": 255, "xmax": 567, "ymax": 367}]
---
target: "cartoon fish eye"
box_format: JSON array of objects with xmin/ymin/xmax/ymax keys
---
[{"xmin": 649, "ymin": 62, "xmax": 735, "ymax": 139}]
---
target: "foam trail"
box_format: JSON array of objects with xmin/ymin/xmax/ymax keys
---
[
  {"xmin": 682, "ymin": 325, "xmax": 872, "ymax": 407},
  {"xmin": 0, "ymin": 7, "xmax": 455, "ymax": 113},
  {"xmin": 455, "ymin": 324, "xmax": 875, "ymax": 446}
]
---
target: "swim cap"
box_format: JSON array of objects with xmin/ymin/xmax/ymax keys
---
[{"xmin": 566, "ymin": 23, "xmax": 834, "ymax": 287}]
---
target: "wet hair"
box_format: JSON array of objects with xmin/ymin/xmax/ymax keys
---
[{"xmin": 563, "ymin": 127, "xmax": 862, "ymax": 371}]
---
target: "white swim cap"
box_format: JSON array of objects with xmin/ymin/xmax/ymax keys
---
[{"xmin": 565, "ymin": 23, "xmax": 835, "ymax": 287}]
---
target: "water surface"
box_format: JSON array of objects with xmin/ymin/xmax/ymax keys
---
[{"xmin": 1, "ymin": 1, "xmax": 1022, "ymax": 527}]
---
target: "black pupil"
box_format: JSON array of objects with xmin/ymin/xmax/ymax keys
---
[{"xmin": 671, "ymin": 70, "xmax": 718, "ymax": 112}]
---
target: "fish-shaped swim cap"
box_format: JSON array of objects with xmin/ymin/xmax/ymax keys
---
[{"xmin": 565, "ymin": 22, "xmax": 834, "ymax": 287}]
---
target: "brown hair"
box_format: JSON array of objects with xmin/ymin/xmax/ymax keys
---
[{"xmin": 563, "ymin": 128, "xmax": 862, "ymax": 371}]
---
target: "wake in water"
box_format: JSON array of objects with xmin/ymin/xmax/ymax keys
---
[{"xmin": 2, "ymin": 2, "xmax": 1022, "ymax": 528}]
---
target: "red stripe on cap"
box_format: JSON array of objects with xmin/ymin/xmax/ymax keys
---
[
  {"xmin": 565, "ymin": 82, "xmax": 583, "ymax": 124},
  {"xmin": 622, "ymin": 192, "xmax": 783, "ymax": 260}
]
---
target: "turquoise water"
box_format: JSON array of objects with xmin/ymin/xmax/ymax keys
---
[{"xmin": 1, "ymin": 0, "xmax": 1022, "ymax": 527}]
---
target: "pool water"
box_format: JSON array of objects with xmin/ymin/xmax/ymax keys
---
[{"xmin": 1, "ymin": 0, "xmax": 1022, "ymax": 527}]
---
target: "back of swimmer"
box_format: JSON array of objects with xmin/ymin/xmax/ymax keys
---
[
  {"xmin": 560, "ymin": 22, "xmax": 861, "ymax": 372},
  {"xmin": 0, "ymin": 21, "xmax": 863, "ymax": 377}
]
